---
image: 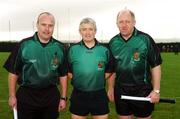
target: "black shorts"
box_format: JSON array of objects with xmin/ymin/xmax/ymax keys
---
[
  {"xmin": 16, "ymin": 86, "xmax": 60, "ymax": 119},
  {"xmin": 69, "ymin": 88, "xmax": 109, "ymax": 116},
  {"xmin": 114, "ymin": 85, "xmax": 154, "ymax": 118}
]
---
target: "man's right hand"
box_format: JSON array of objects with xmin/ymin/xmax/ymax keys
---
[{"xmin": 9, "ymin": 96, "xmax": 17, "ymax": 109}]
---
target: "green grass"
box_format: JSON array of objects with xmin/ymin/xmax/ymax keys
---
[{"xmin": 0, "ymin": 52, "xmax": 180, "ymax": 119}]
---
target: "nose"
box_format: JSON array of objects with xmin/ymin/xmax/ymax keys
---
[{"xmin": 45, "ymin": 26, "xmax": 50, "ymax": 31}]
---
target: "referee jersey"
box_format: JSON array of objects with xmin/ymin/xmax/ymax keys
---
[
  {"xmin": 4, "ymin": 32, "xmax": 67, "ymax": 89},
  {"xmin": 68, "ymin": 39, "xmax": 113, "ymax": 91},
  {"xmin": 109, "ymin": 28, "xmax": 162, "ymax": 86}
]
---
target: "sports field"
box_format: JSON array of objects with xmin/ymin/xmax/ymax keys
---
[{"xmin": 0, "ymin": 52, "xmax": 179, "ymax": 119}]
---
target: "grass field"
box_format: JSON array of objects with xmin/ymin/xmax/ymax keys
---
[{"xmin": 0, "ymin": 52, "xmax": 180, "ymax": 119}]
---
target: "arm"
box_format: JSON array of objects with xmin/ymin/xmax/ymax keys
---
[
  {"xmin": 148, "ymin": 65, "xmax": 161, "ymax": 103},
  {"xmin": 67, "ymin": 72, "xmax": 73, "ymax": 80},
  {"xmin": 8, "ymin": 73, "xmax": 18, "ymax": 109},
  {"xmin": 107, "ymin": 73, "xmax": 116, "ymax": 102},
  {"xmin": 59, "ymin": 75, "xmax": 68, "ymax": 111}
]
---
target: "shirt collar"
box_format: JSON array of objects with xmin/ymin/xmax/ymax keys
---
[{"xmin": 80, "ymin": 38, "xmax": 99, "ymax": 49}]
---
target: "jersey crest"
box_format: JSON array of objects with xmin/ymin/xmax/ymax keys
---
[
  {"xmin": 51, "ymin": 52, "xmax": 60, "ymax": 69},
  {"xmin": 133, "ymin": 51, "xmax": 140, "ymax": 61}
]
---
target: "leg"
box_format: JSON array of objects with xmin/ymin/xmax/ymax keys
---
[
  {"xmin": 114, "ymin": 87, "xmax": 133, "ymax": 119},
  {"xmin": 16, "ymin": 87, "xmax": 40, "ymax": 119},
  {"xmin": 92, "ymin": 114, "xmax": 108, "ymax": 119},
  {"xmin": 42, "ymin": 87, "xmax": 60, "ymax": 119},
  {"xmin": 42, "ymin": 109, "xmax": 59, "ymax": 119},
  {"xmin": 137, "ymin": 115, "xmax": 151, "ymax": 119},
  {"xmin": 69, "ymin": 89, "xmax": 89, "ymax": 118},
  {"xmin": 71, "ymin": 114, "xmax": 87, "ymax": 119},
  {"xmin": 118, "ymin": 115, "xmax": 134, "ymax": 119},
  {"xmin": 90, "ymin": 89, "xmax": 109, "ymax": 118}
]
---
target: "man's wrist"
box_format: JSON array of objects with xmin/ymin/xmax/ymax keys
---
[
  {"xmin": 60, "ymin": 97, "xmax": 68, "ymax": 101},
  {"xmin": 153, "ymin": 89, "xmax": 160, "ymax": 94},
  {"xmin": 9, "ymin": 96, "xmax": 16, "ymax": 98}
]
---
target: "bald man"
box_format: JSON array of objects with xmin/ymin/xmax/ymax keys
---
[
  {"xmin": 4, "ymin": 12, "xmax": 68, "ymax": 119},
  {"xmin": 108, "ymin": 9, "xmax": 162, "ymax": 119}
]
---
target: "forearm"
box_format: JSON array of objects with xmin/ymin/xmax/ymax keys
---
[
  {"xmin": 107, "ymin": 73, "xmax": 115, "ymax": 102},
  {"xmin": 105, "ymin": 72, "xmax": 112, "ymax": 80},
  {"xmin": 151, "ymin": 65, "xmax": 161, "ymax": 91},
  {"xmin": 59, "ymin": 76, "xmax": 68, "ymax": 97},
  {"xmin": 108, "ymin": 73, "xmax": 115, "ymax": 89},
  {"xmin": 8, "ymin": 73, "xmax": 18, "ymax": 97}
]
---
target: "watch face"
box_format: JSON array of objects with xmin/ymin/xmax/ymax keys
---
[
  {"xmin": 154, "ymin": 90, "xmax": 160, "ymax": 93},
  {"xmin": 61, "ymin": 97, "xmax": 67, "ymax": 101}
]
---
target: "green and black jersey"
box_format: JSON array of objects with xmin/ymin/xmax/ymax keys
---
[
  {"xmin": 68, "ymin": 40, "xmax": 113, "ymax": 91},
  {"xmin": 109, "ymin": 28, "xmax": 162, "ymax": 86},
  {"xmin": 4, "ymin": 32, "xmax": 67, "ymax": 89}
]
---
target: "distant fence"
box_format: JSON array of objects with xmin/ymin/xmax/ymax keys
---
[{"xmin": 0, "ymin": 42, "xmax": 180, "ymax": 53}]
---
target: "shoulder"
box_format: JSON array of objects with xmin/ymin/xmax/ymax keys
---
[
  {"xmin": 135, "ymin": 29, "xmax": 156, "ymax": 45},
  {"xmin": 13, "ymin": 36, "xmax": 34, "ymax": 52},
  {"xmin": 69, "ymin": 41, "xmax": 81, "ymax": 50},
  {"xmin": 97, "ymin": 42, "xmax": 109, "ymax": 50},
  {"xmin": 136, "ymin": 29, "xmax": 154, "ymax": 41},
  {"xmin": 52, "ymin": 38, "xmax": 64, "ymax": 46},
  {"xmin": 109, "ymin": 34, "xmax": 120, "ymax": 44},
  {"xmin": 65, "ymin": 42, "xmax": 81, "ymax": 55},
  {"xmin": 51, "ymin": 38, "xmax": 69, "ymax": 51}
]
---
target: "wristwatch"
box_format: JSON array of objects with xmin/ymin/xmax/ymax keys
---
[
  {"xmin": 60, "ymin": 97, "xmax": 68, "ymax": 101},
  {"xmin": 153, "ymin": 90, "xmax": 160, "ymax": 94}
]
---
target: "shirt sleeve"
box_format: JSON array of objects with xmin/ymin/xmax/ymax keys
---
[
  {"xmin": 105, "ymin": 45, "xmax": 115, "ymax": 73},
  {"xmin": 58, "ymin": 45, "xmax": 68, "ymax": 77},
  {"xmin": 3, "ymin": 42, "xmax": 22, "ymax": 75},
  {"xmin": 147, "ymin": 36, "xmax": 162, "ymax": 68}
]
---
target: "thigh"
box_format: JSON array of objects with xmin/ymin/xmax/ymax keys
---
[
  {"xmin": 17, "ymin": 86, "xmax": 60, "ymax": 119},
  {"xmin": 17, "ymin": 104, "xmax": 39, "ymax": 119},
  {"xmin": 130, "ymin": 100, "xmax": 154, "ymax": 117},
  {"xmin": 69, "ymin": 89, "xmax": 89, "ymax": 116},
  {"xmin": 131, "ymin": 85, "xmax": 154, "ymax": 118},
  {"xmin": 71, "ymin": 114, "xmax": 87, "ymax": 119},
  {"xmin": 42, "ymin": 87, "xmax": 60, "ymax": 119},
  {"xmin": 114, "ymin": 85, "xmax": 154, "ymax": 117},
  {"xmin": 42, "ymin": 109, "xmax": 59, "ymax": 119},
  {"xmin": 16, "ymin": 87, "xmax": 41, "ymax": 119},
  {"xmin": 92, "ymin": 114, "xmax": 108, "ymax": 119},
  {"xmin": 114, "ymin": 87, "xmax": 132, "ymax": 116},
  {"xmin": 90, "ymin": 90, "xmax": 109, "ymax": 116}
]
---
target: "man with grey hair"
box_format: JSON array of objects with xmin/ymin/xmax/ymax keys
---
[
  {"xmin": 4, "ymin": 12, "xmax": 68, "ymax": 119},
  {"xmin": 108, "ymin": 9, "xmax": 162, "ymax": 119},
  {"xmin": 68, "ymin": 17, "xmax": 113, "ymax": 119}
]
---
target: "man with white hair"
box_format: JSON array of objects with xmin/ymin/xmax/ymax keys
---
[{"xmin": 108, "ymin": 9, "xmax": 162, "ymax": 119}]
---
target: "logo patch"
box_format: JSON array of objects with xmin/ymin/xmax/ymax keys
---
[
  {"xmin": 133, "ymin": 51, "xmax": 140, "ymax": 61},
  {"xmin": 98, "ymin": 61, "xmax": 104, "ymax": 70},
  {"xmin": 52, "ymin": 52, "xmax": 59, "ymax": 69}
]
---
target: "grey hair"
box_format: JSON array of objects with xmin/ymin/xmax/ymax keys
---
[
  {"xmin": 79, "ymin": 17, "xmax": 97, "ymax": 31},
  {"xmin": 116, "ymin": 9, "xmax": 135, "ymax": 22}
]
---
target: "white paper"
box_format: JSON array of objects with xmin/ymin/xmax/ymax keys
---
[
  {"xmin": 13, "ymin": 107, "xmax": 18, "ymax": 119},
  {"xmin": 121, "ymin": 95, "xmax": 151, "ymax": 102}
]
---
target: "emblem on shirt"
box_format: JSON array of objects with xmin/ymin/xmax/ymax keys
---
[
  {"xmin": 98, "ymin": 61, "xmax": 104, "ymax": 70},
  {"xmin": 51, "ymin": 52, "xmax": 59, "ymax": 69},
  {"xmin": 133, "ymin": 51, "xmax": 140, "ymax": 61}
]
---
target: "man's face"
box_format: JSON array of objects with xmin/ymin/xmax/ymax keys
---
[
  {"xmin": 37, "ymin": 14, "xmax": 55, "ymax": 42},
  {"xmin": 117, "ymin": 11, "xmax": 135, "ymax": 39},
  {"xmin": 79, "ymin": 23, "xmax": 96, "ymax": 42}
]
